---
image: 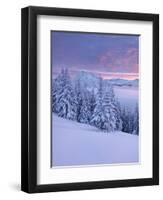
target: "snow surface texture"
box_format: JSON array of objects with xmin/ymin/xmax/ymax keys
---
[{"xmin": 52, "ymin": 115, "xmax": 139, "ymax": 167}]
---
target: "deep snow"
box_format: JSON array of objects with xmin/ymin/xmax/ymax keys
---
[{"xmin": 52, "ymin": 114, "xmax": 139, "ymax": 167}]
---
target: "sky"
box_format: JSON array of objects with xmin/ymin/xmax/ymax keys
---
[{"xmin": 51, "ymin": 31, "xmax": 139, "ymax": 80}]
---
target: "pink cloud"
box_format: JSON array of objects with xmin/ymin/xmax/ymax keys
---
[{"xmin": 99, "ymin": 47, "xmax": 139, "ymax": 73}]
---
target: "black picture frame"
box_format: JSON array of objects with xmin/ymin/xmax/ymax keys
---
[{"xmin": 21, "ymin": 6, "xmax": 159, "ymax": 193}]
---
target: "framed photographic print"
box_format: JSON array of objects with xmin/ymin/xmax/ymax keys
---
[{"xmin": 21, "ymin": 6, "xmax": 159, "ymax": 193}]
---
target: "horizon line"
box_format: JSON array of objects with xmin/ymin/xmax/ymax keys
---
[{"xmin": 52, "ymin": 68, "xmax": 139, "ymax": 80}]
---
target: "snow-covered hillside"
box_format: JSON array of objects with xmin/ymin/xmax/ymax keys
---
[
  {"xmin": 52, "ymin": 115, "xmax": 139, "ymax": 167},
  {"xmin": 52, "ymin": 69, "xmax": 139, "ymax": 135}
]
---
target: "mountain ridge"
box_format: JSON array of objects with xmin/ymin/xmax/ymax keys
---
[{"xmin": 74, "ymin": 70, "xmax": 138, "ymax": 87}]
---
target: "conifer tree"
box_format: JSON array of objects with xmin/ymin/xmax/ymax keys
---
[
  {"xmin": 90, "ymin": 77, "xmax": 105, "ymax": 129},
  {"xmin": 54, "ymin": 68, "xmax": 77, "ymax": 120},
  {"xmin": 74, "ymin": 78, "xmax": 82, "ymax": 122},
  {"xmin": 132, "ymin": 103, "xmax": 139, "ymax": 135}
]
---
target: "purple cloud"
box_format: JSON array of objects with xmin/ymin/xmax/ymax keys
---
[{"xmin": 99, "ymin": 47, "xmax": 139, "ymax": 73}]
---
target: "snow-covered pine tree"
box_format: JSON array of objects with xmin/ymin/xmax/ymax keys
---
[
  {"xmin": 132, "ymin": 103, "xmax": 139, "ymax": 135},
  {"xmin": 120, "ymin": 106, "xmax": 126, "ymax": 132},
  {"xmin": 74, "ymin": 78, "xmax": 83, "ymax": 122},
  {"xmin": 78, "ymin": 93, "xmax": 89, "ymax": 124},
  {"xmin": 91, "ymin": 79, "xmax": 120, "ymax": 132},
  {"xmin": 78, "ymin": 90, "xmax": 92, "ymax": 124},
  {"xmin": 89, "ymin": 90, "xmax": 96, "ymax": 116},
  {"xmin": 120, "ymin": 106, "xmax": 135, "ymax": 134},
  {"xmin": 57, "ymin": 68, "xmax": 77, "ymax": 120},
  {"xmin": 101, "ymin": 85, "xmax": 117, "ymax": 132},
  {"xmin": 90, "ymin": 77, "xmax": 105, "ymax": 129},
  {"xmin": 52, "ymin": 79, "xmax": 57, "ymax": 113},
  {"xmin": 128, "ymin": 110, "xmax": 134, "ymax": 133},
  {"xmin": 52, "ymin": 69, "xmax": 65, "ymax": 113},
  {"xmin": 114, "ymin": 100, "xmax": 123, "ymax": 131},
  {"xmin": 107, "ymin": 85, "xmax": 122, "ymax": 131}
]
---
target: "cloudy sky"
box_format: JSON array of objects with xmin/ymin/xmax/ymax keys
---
[{"xmin": 51, "ymin": 31, "xmax": 139, "ymax": 80}]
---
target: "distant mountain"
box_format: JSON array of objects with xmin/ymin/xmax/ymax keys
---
[
  {"xmin": 105, "ymin": 78, "xmax": 138, "ymax": 87},
  {"xmin": 74, "ymin": 71, "xmax": 100, "ymax": 91},
  {"xmin": 74, "ymin": 71, "xmax": 138, "ymax": 88}
]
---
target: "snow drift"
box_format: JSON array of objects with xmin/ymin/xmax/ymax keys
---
[{"xmin": 52, "ymin": 115, "xmax": 139, "ymax": 167}]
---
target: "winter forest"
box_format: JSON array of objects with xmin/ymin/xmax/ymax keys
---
[
  {"xmin": 52, "ymin": 68, "xmax": 139, "ymax": 135},
  {"xmin": 51, "ymin": 31, "xmax": 139, "ymax": 166}
]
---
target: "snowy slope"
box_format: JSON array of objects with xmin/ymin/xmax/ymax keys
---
[{"xmin": 52, "ymin": 114, "xmax": 139, "ymax": 167}]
